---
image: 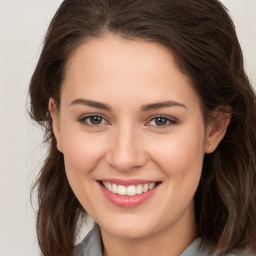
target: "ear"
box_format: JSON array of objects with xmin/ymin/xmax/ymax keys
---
[
  {"xmin": 204, "ymin": 106, "xmax": 231, "ymax": 154},
  {"xmin": 48, "ymin": 98, "xmax": 63, "ymax": 152}
]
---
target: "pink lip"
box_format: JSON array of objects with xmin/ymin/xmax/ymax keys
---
[
  {"xmin": 99, "ymin": 178, "xmax": 158, "ymax": 186},
  {"xmin": 98, "ymin": 181, "xmax": 160, "ymax": 208}
]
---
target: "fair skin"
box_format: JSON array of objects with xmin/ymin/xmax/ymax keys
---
[{"xmin": 49, "ymin": 36, "xmax": 230, "ymax": 256}]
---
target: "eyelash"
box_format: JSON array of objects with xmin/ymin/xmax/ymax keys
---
[
  {"xmin": 77, "ymin": 114, "xmax": 177, "ymax": 129},
  {"xmin": 145, "ymin": 115, "xmax": 178, "ymax": 128},
  {"xmin": 78, "ymin": 114, "xmax": 108, "ymax": 128}
]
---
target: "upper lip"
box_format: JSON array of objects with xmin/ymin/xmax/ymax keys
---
[{"xmin": 98, "ymin": 178, "xmax": 160, "ymax": 186}]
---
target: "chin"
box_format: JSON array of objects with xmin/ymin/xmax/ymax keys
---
[{"xmin": 98, "ymin": 216, "xmax": 159, "ymax": 239}]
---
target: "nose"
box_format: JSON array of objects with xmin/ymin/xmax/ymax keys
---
[{"xmin": 106, "ymin": 124, "xmax": 147, "ymax": 171}]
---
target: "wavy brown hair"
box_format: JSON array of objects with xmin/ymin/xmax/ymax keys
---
[{"xmin": 29, "ymin": 0, "xmax": 256, "ymax": 255}]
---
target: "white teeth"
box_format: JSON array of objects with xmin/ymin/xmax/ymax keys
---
[
  {"xmin": 112, "ymin": 183, "xmax": 118, "ymax": 194},
  {"xmin": 102, "ymin": 182, "xmax": 157, "ymax": 196},
  {"xmin": 127, "ymin": 185, "xmax": 136, "ymax": 196},
  {"xmin": 117, "ymin": 185, "xmax": 127, "ymax": 195},
  {"xmin": 149, "ymin": 183, "xmax": 155, "ymax": 190},
  {"xmin": 136, "ymin": 184, "xmax": 143, "ymax": 195},
  {"xmin": 143, "ymin": 183, "xmax": 149, "ymax": 192}
]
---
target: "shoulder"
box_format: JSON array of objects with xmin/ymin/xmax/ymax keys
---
[
  {"xmin": 181, "ymin": 238, "xmax": 256, "ymax": 256},
  {"xmin": 74, "ymin": 230, "xmax": 256, "ymax": 256},
  {"xmin": 73, "ymin": 225, "xmax": 102, "ymax": 256}
]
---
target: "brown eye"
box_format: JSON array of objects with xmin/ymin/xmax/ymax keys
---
[
  {"xmin": 78, "ymin": 114, "xmax": 108, "ymax": 127},
  {"xmin": 89, "ymin": 116, "xmax": 103, "ymax": 125},
  {"xmin": 155, "ymin": 117, "xmax": 168, "ymax": 126},
  {"xmin": 146, "ymin": 116, "xmax": 177, "ymax": 128}
]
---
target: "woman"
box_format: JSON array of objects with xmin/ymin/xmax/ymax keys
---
[{"xmin": 29, "ymin": 0, "xmax": 256, "ymax": 256}]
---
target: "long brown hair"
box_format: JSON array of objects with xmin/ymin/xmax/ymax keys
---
[{"xmin": 29, "ymin": 0, "xmax": 256, "ymax": 255}]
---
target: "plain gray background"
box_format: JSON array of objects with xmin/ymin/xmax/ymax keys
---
[{"xmin": 0, "ymin": 1, "xmax": 255, "ymax": 255}]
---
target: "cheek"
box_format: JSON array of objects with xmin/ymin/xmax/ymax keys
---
[
  {"xmin": 60, "ymin": 126, "xmax": 108, "ymax": 210},
  {"xmin": 149, "ymin": 125, "xmax": 205, "ymax": 179},
  {"xmin": 148, "ymin": 124, "xmax": 205, "ymax": 218},
  {"xmin": 60, "ymin": 125, "xmax": 107, "ymax": 176}
]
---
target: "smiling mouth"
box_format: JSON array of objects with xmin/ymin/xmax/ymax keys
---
[{"xmin": 98, "ymin": 181, "xmax": 161, "ymax": 196}]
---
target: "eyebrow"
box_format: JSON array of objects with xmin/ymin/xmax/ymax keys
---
[
  {"xmin": 70, "ymin": 98, "xmax": 187, "ymax": 111},
  {"xmin": 70, "ymin": 98, "xmax": 112, "ymax": 111},
  {"xmin": 140, "ymin": 101, "xmax": 187, "ymax": 111}
]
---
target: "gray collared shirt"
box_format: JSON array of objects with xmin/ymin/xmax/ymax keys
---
[{"xmin": 74, "ymin": 225, "xmax": 252, "ymax": 256}]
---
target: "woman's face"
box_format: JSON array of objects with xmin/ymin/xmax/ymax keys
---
[{"xmin": 50, "ymin": 36, "xmax": 215, "ymax": 240}]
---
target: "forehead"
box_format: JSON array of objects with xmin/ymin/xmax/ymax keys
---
[
  {"xmin": 62, "ymin": 36, "xmax": 200, "ymax": 110},
  {"xmin": 66, "ymin": 36, "xmax": 184, "ymax": 80}
]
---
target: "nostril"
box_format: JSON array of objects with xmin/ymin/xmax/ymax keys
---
[{"xmin": 105, "ymin": 150, "xmax": 148, "ymax": 172}]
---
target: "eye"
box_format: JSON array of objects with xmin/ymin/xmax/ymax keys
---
[
  {"xmin": 78, "ymin": 114, "xmax": 108, "ymax": 127},
  {"xmin": 146, "ymin": 116, "xmax": 177, "ymax": 127}
]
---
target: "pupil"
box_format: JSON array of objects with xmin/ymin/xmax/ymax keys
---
[
  {"xmin": 90, "ymin": 116, "xmax": 102, "ymax": 125},
  {"xmin": 156, "ymin": 117, "xmax": 167, "ymax": 126}
]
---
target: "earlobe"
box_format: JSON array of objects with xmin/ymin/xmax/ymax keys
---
[
  {"xmin": 48, "ymin": 98, "xmax": 63, "ymax": 152},
  {"xmin": 204, "ymin": 106, "xmax": 231, "ymax": 154}
]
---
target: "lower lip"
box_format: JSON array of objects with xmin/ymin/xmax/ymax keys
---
[{"xmin": 99, "ymin": 183, "xmax": 159, "ymax": 208}]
